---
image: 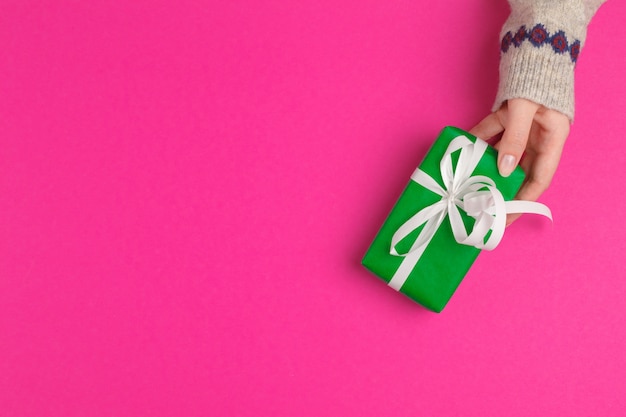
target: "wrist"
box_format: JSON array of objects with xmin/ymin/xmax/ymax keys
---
[{"xmin": 494, "ymin": 38, "xmax": 576, "ymax": 121}]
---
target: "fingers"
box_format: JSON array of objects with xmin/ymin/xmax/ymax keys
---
[
  {"xmin": 469, "ymin": 113, "xmax": 504, "ymax": 141},
  {"xmin": 505, "ymin": 213, "xmax": 522, "ymax": 226},
  {"xmin": 518, "ymin": 115, "xmax": 568, "ymax": 202},
  {"xmin": 470, "ymin": 100, "xmax": 568, "ymax": 229},
  {"xmin": 496, "ymin": 98, "xmax": 540, "ymax": 177},
  {"xmin": 506, "ymin": 128, "xmax": 567, "ymax": 226},
  {"xmin": 504, "ymin": 151, "xmax": 537, "ymax": 226},
  {"xmin": 516, "ymin": 145, "xmax": 564, "ymax": 203}
]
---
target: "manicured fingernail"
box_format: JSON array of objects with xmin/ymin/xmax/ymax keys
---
[{"xmin": 499, "ymin": 154, "xmax": 516, "ymax": 177}]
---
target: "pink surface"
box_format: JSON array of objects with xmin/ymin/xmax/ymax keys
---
[{"xmin": 1, "ymin": 1, "xmax": 625, "ymax": 415}]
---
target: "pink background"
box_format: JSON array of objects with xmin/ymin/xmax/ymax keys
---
[{"xmin": 1, "ymin": 1, "xmax": 625, "ymax": 415}]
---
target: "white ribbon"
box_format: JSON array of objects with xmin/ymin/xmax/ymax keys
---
[{"xmin": 388, "ymin": 135, "xmax": 552, "ymax": 291}]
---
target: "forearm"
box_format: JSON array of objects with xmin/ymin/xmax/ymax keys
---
[{"xmin": 494, "ymin": 0, "xmax": 607, "ymax": 120}]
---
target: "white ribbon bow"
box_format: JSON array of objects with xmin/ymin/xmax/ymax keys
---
[{"xmin": 388, "ymin": 135, "xmax": 552, "ymax": 291}]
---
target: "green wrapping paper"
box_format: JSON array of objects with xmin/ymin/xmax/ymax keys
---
[{"xmin": 362, "ymin": 126, "xmax": 527, "ymax": 312}]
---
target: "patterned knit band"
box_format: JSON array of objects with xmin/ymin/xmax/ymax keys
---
[{"xmin": 501, "ymin": 24, "xmax": 581, "ymax": 63}]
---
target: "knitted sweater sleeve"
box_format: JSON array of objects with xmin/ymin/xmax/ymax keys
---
[{"xmin": 493, "ymin": 0, "xmax": 606, "ymax": 120}]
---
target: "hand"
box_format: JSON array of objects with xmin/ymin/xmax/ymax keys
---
[{"xmin": 469, "ymin": 98, "xmax": 570, "ymax": 224}]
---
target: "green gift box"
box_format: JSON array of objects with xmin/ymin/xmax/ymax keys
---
[{"xmin": 361, "ymin": 126, "xmax": 549, "ymax": 312}]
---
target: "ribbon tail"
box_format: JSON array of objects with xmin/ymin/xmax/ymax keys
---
[
  {"xmin": 390, "ymin": 201, "xmax": 446, "ymax": 256},
  {"xmin": 505, "ymin": 200, "xmax": 552, "ymax": 221},
  {"xmin": 388, "ymin": 242, "xmax": 429, "ymax": 291},
  {"xmin": 388, "ymin": 213, "xmax": 445, "ymax": 291}
]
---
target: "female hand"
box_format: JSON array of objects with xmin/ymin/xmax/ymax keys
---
[{"xmin": 470, "ymin": 98, "xmax": 570, "ymax": 224}]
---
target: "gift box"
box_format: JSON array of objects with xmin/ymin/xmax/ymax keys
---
[{"xmin": 361, "ymin": 126, "xmax": 550, "ymax": 312}]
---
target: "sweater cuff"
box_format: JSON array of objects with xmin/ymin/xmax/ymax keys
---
[{"xmin": 493, "ymin": 41, "xmax": 576, "ymax": 121}]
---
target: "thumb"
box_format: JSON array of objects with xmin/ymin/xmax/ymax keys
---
[{"xmin": 497, "ymin": 98, "xmax": 539, "ymax": 177}]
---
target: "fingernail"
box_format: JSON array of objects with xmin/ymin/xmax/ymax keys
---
[{"xmin": 499, "ymin": 154, "xmax": 516, "ymax": 177}]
